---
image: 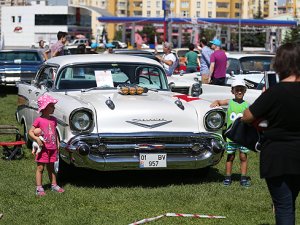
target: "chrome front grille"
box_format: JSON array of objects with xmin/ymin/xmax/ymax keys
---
[{"xmin": 71, "ymin": 132, "xmax": 217, "ymax": 155}]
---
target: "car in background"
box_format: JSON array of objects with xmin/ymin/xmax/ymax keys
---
[
  {"xmin": 111, "ymin": 40, "xmax": 127, "ymax": 49},
  {"xmin": 0, "ymin": 49, "xmax": 44, "ymax": 85},
  {"xmin": 63, "ymin": 45, "xmax": 92, "ymax": 55},
  {"xmin": 68, "ymin": 38, "xmax": 89, "ymax": 46},
  {"xmin": 16, "ymin": 54, "xmax": 226, "ymax": 178},
  {"xmin": 31, "ymin": 40, "xmax": 50, "ymax": 49},
  {"xmin": 226, "ymin": 53, "xmax": 274, "ymax": 88}
]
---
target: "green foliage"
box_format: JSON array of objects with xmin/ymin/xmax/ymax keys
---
[
  {"xmin": 136, "ymin": 24, "xmax": 157, "ymax": 44},
  {"xmin": 283, "ymin": 25, "xmax": 300, "ymax": 44},
  {"xmin": 0, "ymin": 90, "xmax": 300, "ymax": 225}
]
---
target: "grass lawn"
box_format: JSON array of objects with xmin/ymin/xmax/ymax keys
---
[{"xmin": 0, "ymin": 88, "xmax": 299, "ymax": 225}]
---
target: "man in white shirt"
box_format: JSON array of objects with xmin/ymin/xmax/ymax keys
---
[{"xmin": 156, "ymin": 42, "xmax": 177, "ymax": 76}]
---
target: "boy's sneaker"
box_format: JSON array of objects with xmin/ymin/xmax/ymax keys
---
[
  {"xmin": 36, "ymin": 187, "xmax": 46, "ymax": 197},
  {"xmin": 223, "ymin": 176, "xmax": 232, "ymax": 186},
  {"xmin": 51, "ymin": 185, "xmax": 65, "ymax": 193},
  {"xmin": 240, "ymin": 177, "xmax": 251, "ymax": 187}
]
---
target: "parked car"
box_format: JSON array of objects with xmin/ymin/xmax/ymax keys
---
[
  {"xmin": 63, "ymin": 45, "xmax": 92, "ymax": 55},
  {"xmin": 111, "ymin": 40, "xmax": 127, "ymax": 49},
  {"xmin": 0, "ymin": 49, "xmax": 45, "ymax": 85},
  {"xmin": 226, "ymin": 53, "xmax": 274, "ymax": 88},
  {"xmin": 68, "ymin": 38, "xmax": 89, "ymax": 46},
  {"xmin": 16, "ymin": 54, "xmax": 226, "ymax": 178},
  {"xmin": 31, "ymin": 40, "xmax": 50, "ymax": 49}
]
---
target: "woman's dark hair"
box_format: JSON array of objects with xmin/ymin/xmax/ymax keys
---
[
  {"xmin": 189, "ymin": 43, "xmax": 195, "ymax": 51},
  {"xmin": 273, "ymin": 42, "xmax": 300, "ymax": 80}
]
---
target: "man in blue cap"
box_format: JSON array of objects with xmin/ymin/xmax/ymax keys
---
[{"xmin": 209, "ymin": 38, "xmax": 227, "ymax": 85}]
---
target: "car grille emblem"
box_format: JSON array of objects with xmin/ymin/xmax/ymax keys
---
[{"xmin": 126, "ymin": 119, "xmax": 172, "ymax": 129}]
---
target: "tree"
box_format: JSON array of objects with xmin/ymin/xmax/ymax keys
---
[
  {"xmin": 282, "ymin": 9, "xmax": 300, "ymax": 44},
  {"xmin": 241, "ymin": 0, "xmax": 265, "ymax": 47}
]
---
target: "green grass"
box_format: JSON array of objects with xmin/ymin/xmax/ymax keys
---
[{"xmin": 0, "ymin": 89, "xmax": 299, "ymax": 225}]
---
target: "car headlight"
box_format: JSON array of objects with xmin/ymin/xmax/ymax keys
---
[
  {"xmin": 204, "ymin": 110, "xmax": 225, "ymax": 131},
  {"xmin": 70, "ymin": 109, "xmax": 93, "ymax": 131}
]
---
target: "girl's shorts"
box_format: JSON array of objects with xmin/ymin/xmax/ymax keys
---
[
  {"xmin": 226, "ymin": 142, "xmax": 249, "ymax": 154},
  {"xmin": 35, "ymin": 148, "xmax": 57, "ymax": 163}
]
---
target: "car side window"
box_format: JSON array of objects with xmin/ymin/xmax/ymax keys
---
[
  {"xmin": 136, "ymin": 67, "xmax": 166, "ymax": 89},
  {"xmin": 227, "ymin": 59, "xmax": 240, "ymax": 75},
  {"xmin": 36, "ymin": 66, "xmax": 56, "ymax": 88}
]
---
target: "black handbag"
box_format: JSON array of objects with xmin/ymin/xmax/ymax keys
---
[{"xmin": 224, "ymin": 117, "xmax": 262, "ymax": 152}]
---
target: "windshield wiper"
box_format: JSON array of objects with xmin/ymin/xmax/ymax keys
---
[{"xmin": 81, "ymin": 86, "xmax": 114, "ymax": 93}]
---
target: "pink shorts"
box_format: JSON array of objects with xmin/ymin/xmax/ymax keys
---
[{"xmin": 35, "ymin": 148, "xmax": 57, "ymax": 163}]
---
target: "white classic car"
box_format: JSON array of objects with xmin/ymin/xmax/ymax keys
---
[
  {"xmin": 16, "ymin": 54, "xmax": 226, "ymax": 177},
  {"xmin": 226, "ymin": 53, "xmax": 274, "ymax": 88}
]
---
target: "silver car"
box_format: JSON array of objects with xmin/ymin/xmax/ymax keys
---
[{"xmin": 16, "ymin": 54, "xmax": 225, "ymax": 177}]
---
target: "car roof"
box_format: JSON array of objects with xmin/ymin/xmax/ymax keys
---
[
  {"xmin": 227, "ymin": 53, "xmax": 274, "ymax": 59},
  {"xmin": 45, "ymin": 54, "xmax": 162, "ymax": 66},
  {"xmin": 113, "ymin": 49, "xmax": 154, "ymax": 55},
  {"xmin": 0, "ymin": 49, "xmax": 41, "ymax": 52}
]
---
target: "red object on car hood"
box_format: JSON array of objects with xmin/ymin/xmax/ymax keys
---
[{"xmin": 173, "ymin": 94, "xmax": 201, "ymax": 102}]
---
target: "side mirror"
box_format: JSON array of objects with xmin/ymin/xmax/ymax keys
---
[{"xmin": 168, "ymin": 82, "xmax": 175, "ymax": 90}]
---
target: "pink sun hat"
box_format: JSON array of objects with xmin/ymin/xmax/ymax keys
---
[{"xmin": 37, "ymin": 94, "xmax": 58, "ymax": 113}]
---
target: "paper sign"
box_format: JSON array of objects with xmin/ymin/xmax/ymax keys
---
[{"xmin": 95, "ymin": 70, "xmax": 114, "ymax": 87}]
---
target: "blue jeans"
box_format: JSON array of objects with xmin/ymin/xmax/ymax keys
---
[
  {"xmin": 186, "ymin": 66, "xmax": 197, "ymax": 73},
  {"xmin": 266, "ymin": 175, "xmax": 300, "ymax": 225}
]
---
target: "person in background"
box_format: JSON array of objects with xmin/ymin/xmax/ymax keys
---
[
  {"xmin": 184, "ymin": 43, "xmax": 200, "ymax": 73},
  {"xmin": 50, "ymin": 31, "xmax": 68, "ymax": 58},
  {"xmin": 199, "ymin": 38, "xmax": 213, "ymax": 84},
  {"xmin": 210, "ymin": 79, "xmax": 251, "ymax": 187},
  {"xmin": 242, "ymin": 42, "xmax": 300, "ymax": 225},
  {"xmin": 29, "ymin": 94, "xmax": 65, "ymax": 196},
  {"xmin": 38, "ymin": 40, "xmax": 50, "ymax": 60},
  {"xmin": 209, "ymin": 38, "xmax": 227, "ymax": 85},
  {"xmin": 155, "ymin": 42, "xmax": 177, "ymax": 76},
  {"xmin": 103, "ymin": 43, "xmax": 114, "ymax": 54},
  {"xmin": 89, "ymin": 42, "xmax": 99, "ymax": 54},
  {"xmin": 77, "ymin": 44, "xmax": 86, "ymax": 54}
]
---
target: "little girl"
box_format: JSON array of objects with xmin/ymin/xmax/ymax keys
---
[{"xmin": 29, "ymin": 94, "xmax": 65, "ymax": 196}]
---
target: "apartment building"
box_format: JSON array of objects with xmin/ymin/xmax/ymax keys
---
[{"xmin": 286, "ymin": 0, "xmax": 300, "ymax": 17}]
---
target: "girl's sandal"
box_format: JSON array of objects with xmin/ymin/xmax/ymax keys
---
[
  {"xmin": 36, "ymin": 188, "xmax": 46, "ymax": 197},
  {"xmin": 51, "ymin": 185, "xmax": 65, "ymax": 193}
]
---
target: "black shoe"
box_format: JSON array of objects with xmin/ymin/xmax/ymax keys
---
[{"xmin": 223, "ymin": 176, "xmax": 232, "ymax": 186}]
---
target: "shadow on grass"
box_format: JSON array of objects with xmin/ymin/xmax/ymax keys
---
[
  {"xmin": 59, "ymin": 166, "xmax": 224, "ymax": 188},
  {"xmin": 0, "ymin": 86, "xmax": 18, "ymax": 96}
]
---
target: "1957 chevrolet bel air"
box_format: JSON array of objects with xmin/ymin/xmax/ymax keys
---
[{"xmin": 16, "ymin": 54, "xmax": 226, "ymax": 178}]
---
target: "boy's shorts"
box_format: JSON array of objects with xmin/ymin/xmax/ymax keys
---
[{"xmin": 226, "ymin": 142, "xmax": 249, "ymax": 154}]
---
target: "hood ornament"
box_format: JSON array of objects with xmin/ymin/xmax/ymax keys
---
[
  {"xmin": 175, "ymin": 98, "xmax": 185, "ymax": 110},
  {"xmin": 126, "ymin": 119, "xmax": 172, "ymax": 129},
  {"xmin": 105, "ymin": 97, "xmax": 115, "ymax": 110}
]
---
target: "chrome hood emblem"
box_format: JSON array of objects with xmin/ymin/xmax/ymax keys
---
[{"xmin": 126, "ymin": 119, "xmax": 172, "ymax": 129}]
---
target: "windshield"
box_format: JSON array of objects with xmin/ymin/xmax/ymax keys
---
[
  {"xmin": 0, "ymin": 51, "xmax": 42, "ymax": 63},
  {"xmin": 56, "ymin": 63, "xmax": 168, "ymax": 90},
  {"xmin": 239, "ymin": 56, "xmax": 274, "ymax": 73}
]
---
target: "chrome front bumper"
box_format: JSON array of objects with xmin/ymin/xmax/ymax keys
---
[{"xmin": 60, "ymin": 132, "xmax": 225, "ymax": 171}]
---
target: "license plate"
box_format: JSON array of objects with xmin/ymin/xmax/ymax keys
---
[{"xmin": 139, "ymin": 153, "xmax": 167, "ymax": 168}]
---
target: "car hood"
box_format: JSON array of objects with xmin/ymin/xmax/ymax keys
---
[{"xmin": 72, "ymin": 90, "xmax": 202, "ymax": 133}]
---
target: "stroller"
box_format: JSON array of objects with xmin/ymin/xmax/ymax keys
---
[{"xmin": 0, "ymin": 125, "xmax": 25, "ymax": 160}]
